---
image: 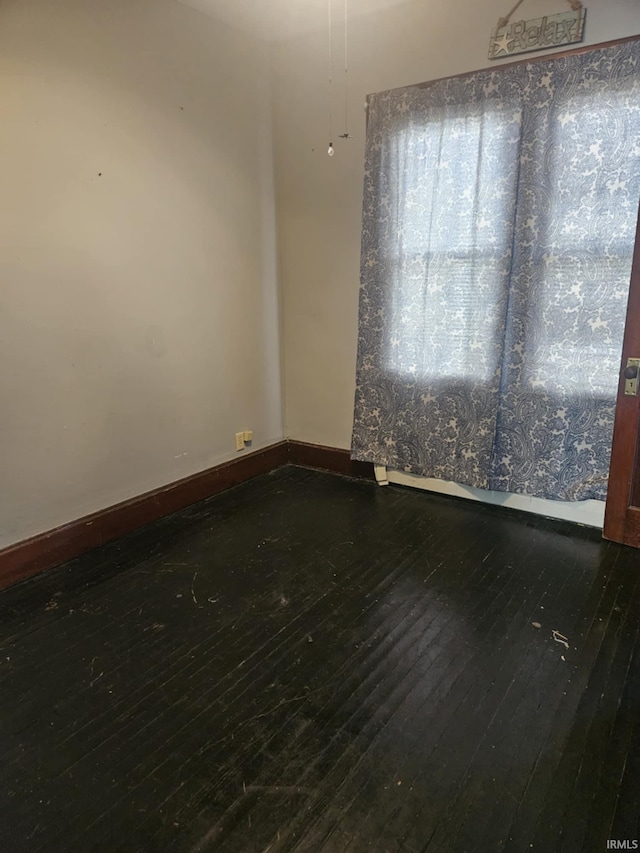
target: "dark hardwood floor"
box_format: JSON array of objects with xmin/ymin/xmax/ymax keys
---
[{"xmin": 1, "ymin": 465, "xmax": 639, "ymax": 852}]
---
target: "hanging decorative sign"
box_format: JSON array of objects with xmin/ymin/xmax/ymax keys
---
[{"xmin": 489, "ymin": 1, "xmax": 586, "ymax": 61}]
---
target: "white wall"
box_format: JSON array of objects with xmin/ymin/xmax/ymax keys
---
[
  {"xmin": 273, "ymin": 0, "xmax": 640, "ymax": 449},
  {"xmin": 0, "ymin": 0, "xmax": 283, "ymax": 549}
]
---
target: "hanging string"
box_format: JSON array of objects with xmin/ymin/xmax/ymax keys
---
[
  {"xmin": 498, "ymin": 0, "xmax": 582, "ymax": 29},
  {"xmin": 328, "ymin": 0, "xmax": 334, "ymax": 156},
  {"xmin": 339, "ymin": 0, "xmax": 351, "ymax": 140}
]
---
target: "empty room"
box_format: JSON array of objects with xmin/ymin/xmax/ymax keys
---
[{"xmin": 3, "ymin": 0, "xmax": 640, "ymax": 851}]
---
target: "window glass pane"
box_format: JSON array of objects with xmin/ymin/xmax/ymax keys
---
[{"xmin": 385, "ymin": 104, "xmax": 521, "ymax": 383}]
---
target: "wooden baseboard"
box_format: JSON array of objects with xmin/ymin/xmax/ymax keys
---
[
  {"xmin": 0, "ymin": 442, "xmax": 288, "ymax": 591},
  {"xmin": 287, "ymin": 441, "xmax": 375, "ymax": 481},
  {"xmin": 0, "ymin": 440, "xmax": 373, "ymax": 591}
]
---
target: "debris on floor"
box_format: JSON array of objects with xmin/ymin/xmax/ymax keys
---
[{"xmin": 552, "ymin": 630, "xmax": 570, "ymax": 650}]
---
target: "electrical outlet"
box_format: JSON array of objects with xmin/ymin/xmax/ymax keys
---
[
  {"xmin": 235, "ymin": 432, "xmax": 245, "ymax": 451},
  {"xmin": 243, "ymin": 430, "xmax": 253, "ymax": 443}
]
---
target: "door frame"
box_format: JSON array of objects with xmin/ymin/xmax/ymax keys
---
[{"xmin": 603, "ymin": 201, "xmax": 640, "ymax": 545}]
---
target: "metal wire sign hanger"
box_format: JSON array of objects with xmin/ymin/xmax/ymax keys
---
[{"xmin": 488, "ymin": 0, "xmax": 586, "ymax": 60}]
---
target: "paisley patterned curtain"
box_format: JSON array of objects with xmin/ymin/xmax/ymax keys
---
[{"xmin": 351, "ymin": 41, "xmax": 640, "ymax": 502}]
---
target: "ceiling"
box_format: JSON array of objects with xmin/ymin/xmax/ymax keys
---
[{"xmin": 176, "ymin": 0, "xmax": 416, "ymax": 41}]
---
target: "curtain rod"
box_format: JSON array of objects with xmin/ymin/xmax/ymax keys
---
[{"xmin": 365, "ymin": 33, "xmax": 640, "ymax": 104}]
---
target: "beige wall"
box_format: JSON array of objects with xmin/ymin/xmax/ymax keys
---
[
  {"xmin": 0, "ymin": 0, "xmax": 283, "ymax": 549},
  {"xmin": 273, "ymin": 0, "xmax": 640, "ymax": 449},
  {"xmin": 3, "ymin": 0, "xmax": 640, "ymax": 550}
]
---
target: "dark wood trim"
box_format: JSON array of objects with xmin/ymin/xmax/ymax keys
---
[
  {"xmin": 287, "ymin": 441, "xmax": 376, "ymax": 481},
  {"xmin": 603, "ymin": 199, "xmax": 640, "ymax": 544},
  {"xmin": 369, "ymin": 34, "xmax": 640, "ymax": 99},
  {"xmin": 0, "ymin": 442, "xmax": 289, "ymax": 591},
  {"xmin": 0, "ymin": 441, "xmax": 373, "ymax": 591}
]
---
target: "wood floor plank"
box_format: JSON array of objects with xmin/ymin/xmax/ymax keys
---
[{"xmin": 1, "ymin": 466, "xmax": 639, "ymax": 853}]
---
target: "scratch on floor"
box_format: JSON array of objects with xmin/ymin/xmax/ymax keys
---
[
  {"xmin": 245, "ymin": 785, "xmax": 315, "ymax": 795},
  {"xmin": 191, "ymin": 572, "xmax": 202, "ymax": 608}
]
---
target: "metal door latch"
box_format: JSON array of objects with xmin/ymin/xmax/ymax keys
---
[{"xmin": 624, "ymin": 358, "xmax": 640, "ymax": 396}]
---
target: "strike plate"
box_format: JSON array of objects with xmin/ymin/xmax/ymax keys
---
[{"xmin": 625, "ymin": 357, "xmax": 640, "ymax": 396}]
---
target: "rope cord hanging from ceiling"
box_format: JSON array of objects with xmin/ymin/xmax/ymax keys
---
[
  {"xmin": 338, "ymin": 0, "xmax": 352, "ymax": 139},
  {"xmin": 327, "ymin": 0, "xmax": 335, "ymax": 156},
  {"xmin": 328, "ymin": 0, "xmax": 352, "ymax": 155}
]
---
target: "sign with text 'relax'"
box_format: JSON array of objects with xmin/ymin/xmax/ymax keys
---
[{"xmin": 489, "ymin": 9, "xmax": 587, "ymax": 61}]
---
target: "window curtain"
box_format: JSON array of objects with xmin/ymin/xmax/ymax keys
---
[{"xmin": 351, "ymin": 41, "xmax": 640, "ymax": 502}]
